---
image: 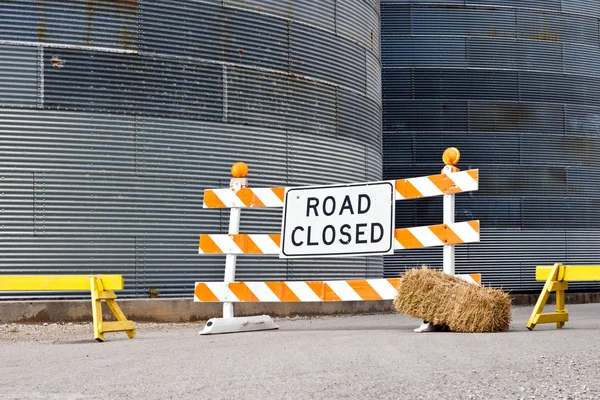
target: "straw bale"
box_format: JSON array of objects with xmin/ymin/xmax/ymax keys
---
[{"xmin": 393, "ymin": 267, "xmax": 511, "ymax": 333}]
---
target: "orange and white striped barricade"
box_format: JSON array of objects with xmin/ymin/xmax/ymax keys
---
[{"xmin": 196, "ymin": 149, "xmax": 480, "ymax": 335}]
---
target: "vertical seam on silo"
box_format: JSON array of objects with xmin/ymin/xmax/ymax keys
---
[
  {"xmin": 134, "ymin": 115, "xmax": 137, "ymax": 175},
  {"xmin": 134, "ymin": 236, "xmax": 138, "ymax": 296},
  {"xmin": 32, "ymin": 171, "xmax": 36, "ymax": 236},
  {"xmin": 223, "ymin": 64, "xmax": 228, "ymax": 122},
  {"xmin": 334, "ymin": 0, "xmax": 337, "ymax": 35},
  {"xmin": 38, "ymin": 46, "xmax": 44, "ymax": 109},
  {"xmin": 286, "ymin": 21, "xmax": 291, "ymax": 74}
]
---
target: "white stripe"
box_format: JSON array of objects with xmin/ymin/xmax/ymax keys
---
[
  {"xmin": 216, "ymin": 189, "xmax": 246, "ymax": 208},
  {"xmin": 366, "ymin": 279, "xmax": 399, "ymax": 300},
  {"xmin": 285, "ymin": 281, "xmax": 322, "ymax": 302},
  {"xmin": 394, "ymin": 238, "xmax": 405, "ymax": 250},
  {"xmin": 249, "ymin": 234, "xmax": 280, "ymax": 254},
  {"xmin": 205, "ymin": 282, "xmax": 240, "ymax": 302},
  {"xmin": 408, "ymin": 176, "xmax": 444, "ymax": 197},
  {"xmin": 449, "ymin": 222, "xmax": 480, "ymax": 243},
  {"xmin": 252, "ymin": 188, "xmax": 284, "ymax": 207},
  {"xmin": 457, "ymin": 274, "xmax": 478, "ymax": 286},
  {"xmin": 245, "ymin": 282, "xmax": 281, "ymax": 302},
  {"xmin": 408, "ymin": 226, "xmax": 444, "ymax": 247},
  {"xmin": 210, "ymin": 235, "xmax": 243, "ymax": 254},
  {"xmin": 447, "ymin": 171, "xmax": 478, "ymax": 192},
  {"xmin": 325, "ymin": 280, "xmax": 363, "ymax": 301}
]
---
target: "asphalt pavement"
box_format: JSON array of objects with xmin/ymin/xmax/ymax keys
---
[{"xmin": 1, "ymin": 304, "xmax": 599, "ymax": 399}]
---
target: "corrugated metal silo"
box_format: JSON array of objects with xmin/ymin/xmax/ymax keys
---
[
  {"xmin": 0, "ymin": 0, "xmax": 382, "ymax": 297},
  {"xmin": 382, "ymin": 0, "xmax": 600, "ymax": 292}
]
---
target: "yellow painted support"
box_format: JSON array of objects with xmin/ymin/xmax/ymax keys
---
[
  {"xmin": 0, "ymin": 275, "xmax": 123, "ymax": 291},
  {"xmin": 527, "ymin": 263, "xmax": 569, "ymax": 330},
  {"xmin": 90, "ymin": 276, "xmax": 136, "ymax": 342},
  {"xmin": 0, "ymin": 275, "xmax": 134, "ymax": 342},
  {"xmin": 536, "ymin": 266, "xmax": 600, "ymax": 281}
]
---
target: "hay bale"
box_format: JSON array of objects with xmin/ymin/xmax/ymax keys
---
[{"xmin": 393, "ymin": 267, "xmax": 511, "ymax": 333}]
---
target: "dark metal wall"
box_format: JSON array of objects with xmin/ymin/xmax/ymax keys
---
[
  {"xmin": 0, "ymin": 0, "xmax": 382, "ymax": 298},
  {"xmin": 381, "ymin": 0, "xmax": 600, "ymax": 292}
]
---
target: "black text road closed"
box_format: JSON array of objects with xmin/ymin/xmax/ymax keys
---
[{"xmin": 280, "ymin": 181, "xmax": 395, "ymax": 258}]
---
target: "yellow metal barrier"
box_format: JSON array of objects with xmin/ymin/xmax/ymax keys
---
[
  {"xmin": 527, "ymin": 263, "xmax": 600, "ymax": 330},
  {"xmin": 0, "ymin": 275, "xmax": 135, "ymax": 342}
]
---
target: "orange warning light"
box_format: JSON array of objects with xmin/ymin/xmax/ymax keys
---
[
  {"xmin": 442, "ymin": 147, "xmax": 460, "ymax": 166},
  {"xmin": 231, "ymin": 162, "xmax": 249, "ymax": 178}
]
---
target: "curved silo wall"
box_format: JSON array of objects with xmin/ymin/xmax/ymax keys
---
[
  {"xmin": 382, "ymin": 0, "xmax": 600, "ymax": 292},
  {"xmin": 0, "ymin": 0, "xmax": 382, "ymax": 298}
]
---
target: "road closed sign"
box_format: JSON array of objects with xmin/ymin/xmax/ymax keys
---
[{"xmin": 280, "ymin": 181, "xmax": 395, "ymax": 258}]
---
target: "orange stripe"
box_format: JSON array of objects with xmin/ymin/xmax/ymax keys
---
[
  {"xmin": 194, "ymin": 283, "xmax": 220, "ymax": 302},
  {"xmin": 394, "ymin": 228, "xmax": 423, "ymax": 248},
  {"xmin": 238, "ymin": 189, "xmax": 266, "ymax": 207},
  {"xmin": 387, "ymin": 278, "xmax": 401, "ymax": 289},
  {"xmin": 430, "ymin": 173, "xmax": 461, "ymax": 194},
  {"xmin": 305, "ymin": 281, "xmax": 342, "ymax": 302},
  {"xmin": 429, "ymin": 224, "xmax": 463, "ymax": 245},
  {"xmin": 199, "ymin": 235, "xmax": 223, "ymax": 254},
  {"xmin": 403, "ymin": 180, "xmax": 423, "ymax": 198},
  {"xmin": 470, "ymin": 274, "xmax": 481, "ymax": 285},
  {"xmin": 228, "ymin": 282, "xmax": 260, "ymax": 302},
  {"xmin": 467, "ymin": 169, "xmax": 479, "ymax": 182},
  {"xmin": 268, "ymin": 234, "xmax": 281, "ymax": 247},
  {"xmin": 346, "ymin": 280, "xmax": 383, "ymax": 300},
  {"xmin": 231, "ymin": 235, "xmax": 263, "ymax": 254},
  {"xmin": 265, "ymin": 282, "xmax": 301, "ymax": 302},
  {"xmin": 272, "ymin": 187, "xmax": 285, "ymax": 203},
  {"xmin": 468, "ymin": 220, "xmax": 480, "ymax": 232},
  {"xmin": 203, "ymin": 190, "xmax": 227, "ymax": 208}
]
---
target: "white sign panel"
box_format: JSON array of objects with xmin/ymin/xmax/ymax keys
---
[{"xmin": 280, "ymin": 181, "xmax": 395, "ymax": 258}]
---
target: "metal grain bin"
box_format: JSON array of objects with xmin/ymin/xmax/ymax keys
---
[
  {"xmin": 382, "ymin": 0, "xmax": 600, "ymax": 292},
  {"xmin": 0, "ymin": 0, "xmax": 382, "ymax": 298}
]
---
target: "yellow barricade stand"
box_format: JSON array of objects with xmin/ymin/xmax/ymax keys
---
[
  {"xmin": 527, "ymin": 263, "xmax": 600, "ymax": 330},
  {"xmin": 0, "ymin": 275, "xmax": 135, "ymax": 342}
]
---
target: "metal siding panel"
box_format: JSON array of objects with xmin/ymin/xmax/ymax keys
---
[
  {"xmin": 411, "ymin": 7, "xmax": 516, "ymax": 38},
  {"xmin": 467, "ymin": 38, "xmax": 563, "ymax": 72},
  {"xmin": 382, "ymin": 37, "xmax": 466, "ymax": 68},
  {"xmin": 522, "ymin": 198, "xmax": 600, "ymax": 229},
  {"xmin": 339, "ymin": 90, "xmax": 382, "ymax": 148},
  {"xmin": 383, "ymin": 101, "xmax": 468, "ymax": 131},
  {"xmin": 517, "ymin": 10, "xmax": 599, "ymax": 46},
  {"xmin": 337, "ymin": 0, "xmax": 381, "ymax": 57},
  {"xmin": 566, "ymin": 105, "xmax": 600, "ymax": 136},
  {"xmin": 140, "ymin": 1, "xmax": 289, "ymax": 71},
  {"xmin": 519, "ymin": 72, "xmax": 600, "ymax": 107},
  {"xmin": 227, "ymin": 67, "xmax": 337, "ymax": 136},
  {"xmin": 521, "ymin": 135, "xmax": 600, "ymax": 168},
  {"xmin": 33, "ymin": 173, "xmax": 205, "ymax": 236},
  {"xmin": 381, "ymin": 68, "xmax": 412, "ymax": 101},
  {"xmin": 469, "ymin": 102, "xmax": 564, "ymax": 134},
  {"xmin": 0, "ymin": 46, "xmax": 38, "ymax": 108},
  {"xmin": 290, "ymin": 25, "xmax": 366, "ymax": 93},
  {"xmin": 0, "ymin": 173, "xmax": 33, "ymax": 236},
  {"xmin": 413, "ymin": 70, "xmax": 519, "ymax": 101},
  {"xmin": 0, "ymin": 109, "xmax": 135, "ymax": 172},
  {"xmin": 466, "ymin": 1, "xmax": 561, "ymax": 11},
  {"xmin": 380, "ymin": 3, "xmax": 411, "ymax": 36},
  {"xmin": 39, "ymin": 0, "xmax": 138, "ymax": 49},
  {"xmin": 223, "ymin": 0, "xmax": 335, "ymax": 31},
  {"xmin": 562, "ymin": 1, "xmax": 600, "ymax": 17},
  {"xmin": 366, "ymin": 49, "xmax": 382, "ymax": 104},
  {"xmin": 566, "ymin": 231, "xmax": 600, "ymax": 291},
  {"xmin": 564, "ymin": 44, "xmax": 600, "ymax": 78},
  {"xmin": 44, "ymin": 50, "xmax": 224, "ymax": 120},
  {"xmin": 137, "ymin": 118, "xmax": 288, "ymax": 185}
]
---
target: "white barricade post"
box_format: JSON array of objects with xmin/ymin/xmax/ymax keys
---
[{"xmin": 196, "ymin": 149, "xmax": 480, "ymax": 335}]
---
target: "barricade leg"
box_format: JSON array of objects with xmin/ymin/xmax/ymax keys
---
[
  {"xmin": 90, "ymin": 276, "xmax": 136, "ymax": 342},
  {"xmin": 527, "ymin": 263, "xmax": 569, "ymax": 330}
]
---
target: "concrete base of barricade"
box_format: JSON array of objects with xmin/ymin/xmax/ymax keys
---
[
  {"xmin": 2, "ymin": 293, "xmax": 600, "ymax": 323},
  {"xmin": 200, "ymin": 315, "xmax": 278, "ymax": 335}
]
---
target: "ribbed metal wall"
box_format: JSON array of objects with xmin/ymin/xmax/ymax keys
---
[
  {"xmin": 0, "ymin": 0, "xmax": 382, "ymax": 298},
  {"xmin": 382, "ymin": 0, "xmax": 600, "ymax": 293}
]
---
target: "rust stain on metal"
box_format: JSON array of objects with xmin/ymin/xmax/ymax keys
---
[
  {"xmin": 37, "ymin": 0, "xmax": 45, "ymax": 41},
  {"xmin": 51, "ymin": 56, "xmax": 65, "ymax": 69}
]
